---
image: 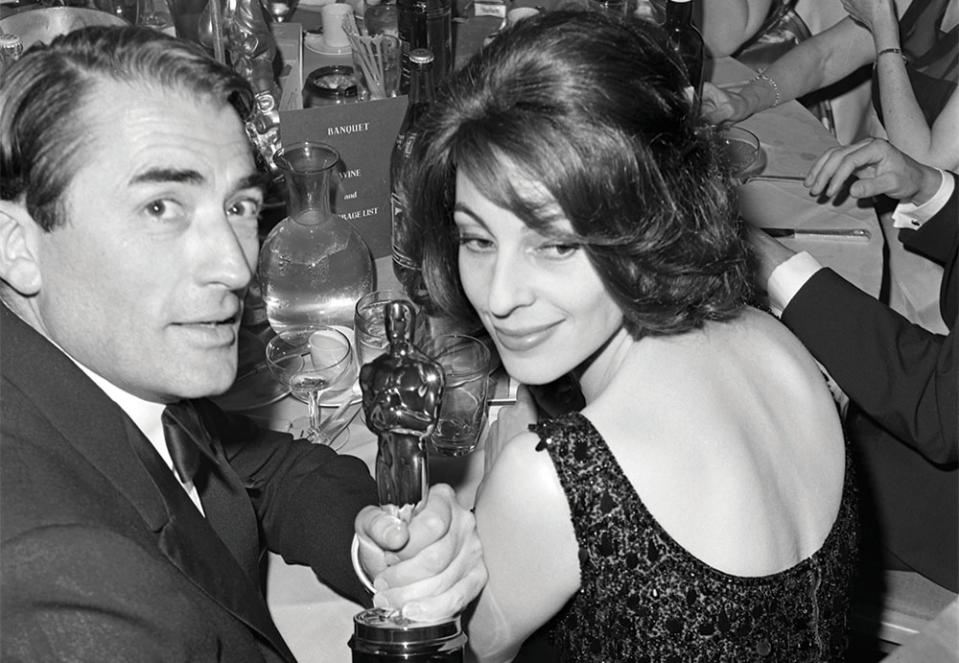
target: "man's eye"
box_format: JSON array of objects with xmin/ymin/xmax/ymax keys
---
[
  {"xmin": 143, "ymin": 199, "xmax": 185, "ymax": 222},
  {"xmin": 228, "ymin": 198, "xmax": 262, "ymax": 219}
]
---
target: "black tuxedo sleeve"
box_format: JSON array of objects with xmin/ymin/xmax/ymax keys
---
[
  {"xmin": 206, "ymin": 404, "xmax": 378, "ymax": 604},
  {"xmin": 782, "ymin": 274, "xmax": 957, "ymax": 465}
]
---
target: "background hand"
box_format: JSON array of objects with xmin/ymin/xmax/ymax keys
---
[
  {"xmin": 354, "ymin": 484, "xmax": 487, "ymax": 621},
  {"xmin": 840, "ymin": 0, "xmax": 899, "ymax": 38},
  {"xmin": 747, "ymin": 226, "xmax": 798, "ymax": 287},
  {"xmin": 804, "ymin": 138, "xmax": 937, "ymax": 202},
  {"xmin": 701, "ymin": 82, "xmax": 752, "ymax": 124}
]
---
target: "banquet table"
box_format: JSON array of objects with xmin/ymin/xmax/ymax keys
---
[{"xmin": 251, "ymin": 10, "xmax": 886, "ymax": 663}]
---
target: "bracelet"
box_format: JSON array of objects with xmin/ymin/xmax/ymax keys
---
[
  {"xmin": 754, "ymin": 69, "xmax": 782, "ymax": 107},
  {"xmin": 876, "ymin": 47, "xmax": 906, "ymax": 63}
]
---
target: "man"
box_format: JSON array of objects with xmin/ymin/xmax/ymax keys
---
[
  {"xmin": 0, "ymin": 26, "xmax": 484, "ymax": 660},
  {"xmin": 752, "ymin": 138, "xmax": 957, "ymax": 591}
]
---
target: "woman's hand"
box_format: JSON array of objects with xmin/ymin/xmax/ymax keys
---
[
  {"xmin": 483, "ymin": 384, "xmax": 537, "ymax": 473},
  {"xmin": 840, "ymin": 0, "xmax": 900, "ymax": 46},
  {"xmin": 701, "ymin": 82, "xmax": 754, "ymax": 124}
]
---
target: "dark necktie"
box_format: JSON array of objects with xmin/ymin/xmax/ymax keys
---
[
  {"xmin": 161, "ymin": 401, "xmax": 210, "ymax": 484},
  {"xmin": 163, "ymin": 401, "xmax": 261, "ymax": 581}
]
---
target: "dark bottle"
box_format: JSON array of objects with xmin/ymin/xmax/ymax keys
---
[
  {"xmin": 663, "ymin": 0, "xmax": 704, "ymax": 107},
  {"xmin": 390, "ymin": 49, "xmax": 436, "ymax": 303},
  {"xmin": 397, "ymin": 0, "xmax": 451, "ymax": 92}
]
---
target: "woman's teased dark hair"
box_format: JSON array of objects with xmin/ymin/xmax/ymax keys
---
[
  {"xmin": 407, "ymin": 9, "xmax": 753, "ymax": 338},
  {"xmin": 0, "ymin": 25, "xmax": 254, "ymax": 231}
]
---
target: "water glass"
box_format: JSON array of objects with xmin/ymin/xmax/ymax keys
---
[
  {"xmin": 425, "ymin": 334, "xmax": 491, "ymax": 457},
  {"xmin": 364, "ymin": 0, "xmax": 398, "ymax": 36},
  {"xmin": 354, "ymin": 289, "xmax": 417, "ymax": 367}
]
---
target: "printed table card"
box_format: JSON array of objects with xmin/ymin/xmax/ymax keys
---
[{"xmin": 280, "ymin": 95, "xmax": 408, "ymax": 258}]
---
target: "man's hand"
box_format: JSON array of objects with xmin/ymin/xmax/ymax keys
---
[
  {"xmin": 804, "ymin": 138, "xmax": 940, "ymax": 203},
  {"xmin": 484, "ymin": 385, "xmax": 537, "ymax": 473},
  {"xmin": 748, "ymin": 226, "xmax": 798, "ymax": 286},
  {"xmin": 354, "ymin": 484, "xmax": 487, "ymax": 621}
]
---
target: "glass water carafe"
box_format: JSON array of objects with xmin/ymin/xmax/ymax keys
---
[{"xmin": 258, "ymin": 142, "xmax": 375, "ymax": 332}]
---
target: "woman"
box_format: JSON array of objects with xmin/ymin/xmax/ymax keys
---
[
  {"xmin": 703, "ymin": 0, "xmax": 958, "ymax": 170},
  {"xmin": 406, "ymin": 10, "xmax": 857, "ymax": 662}
]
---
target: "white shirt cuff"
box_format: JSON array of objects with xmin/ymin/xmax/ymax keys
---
[
  {"xmin": 766, "ymin": 251, "xmax": 824, "ymax": 316},
  {"xmin": 892, "ymin": 169, "xmax": 955, "ymax": 230}
]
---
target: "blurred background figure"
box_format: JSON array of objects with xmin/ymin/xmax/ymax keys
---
[
  {"xmin": 703, "ymin": 0, "xmax": 956, "ymax": 372},
  {"xmin": 702, "ymin": 0, "xmax": 957, "ymax": 170}
]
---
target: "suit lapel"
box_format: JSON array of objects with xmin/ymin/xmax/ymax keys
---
[
  {"xmin": 1, "ymin": 309, "xmax": 295, "ymax": 663},
  {"xmin": 126, "ymin": 418, "xmax": 293, "ymax": 661}
]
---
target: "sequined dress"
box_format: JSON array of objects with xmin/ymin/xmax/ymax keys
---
[{"xmin": 533, "ymin": 413, "xmax": 858, "ymax": 662}]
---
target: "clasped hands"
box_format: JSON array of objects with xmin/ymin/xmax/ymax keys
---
[
  {"xmin": 354, "ymin": 484, "xmax": 487, "ymax": 621},
  {"xmin": 351, "ymin": 386, "xmax": 542, "ymax": 622}
]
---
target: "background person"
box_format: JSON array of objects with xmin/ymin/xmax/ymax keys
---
[
  {"xmin": 752, "ymin": 137, "xmax": 957, "ymax": 592},
  {"xmin": 702, "ymin": 0, "xmax": 958, "ymax": 171}
]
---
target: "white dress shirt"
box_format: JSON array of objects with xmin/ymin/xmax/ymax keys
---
[{"xmin": 73, "ymin": 363, "xmax": 206, "ymax": 515}]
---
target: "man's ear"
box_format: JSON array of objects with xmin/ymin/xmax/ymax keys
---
[{"xmin": 0, "ymin": 201, "xmax": 42, "ymax": 296}]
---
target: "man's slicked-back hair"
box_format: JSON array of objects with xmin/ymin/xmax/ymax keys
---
[{"xmin": 0, "ymin": 25, "xmax": 255, "ymax": 231}]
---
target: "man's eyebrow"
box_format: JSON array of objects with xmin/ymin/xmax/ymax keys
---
[
  {"xmin": 238, "ymin": 171, "xmax": 270, "ymax": 192},
  {"xmin": 130, "ymin": 168, "xmax": 205, "ymax": 186},
  {"xmin": 129, "ymin": 169, "xmax": 269, "ymax": 192}
]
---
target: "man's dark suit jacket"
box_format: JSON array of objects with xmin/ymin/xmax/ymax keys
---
[
  {"xmin": 0, "ymin": 305, "xmax": 378, "ymax": 661},
  {"xmin": 781, "ymin": 181, "xmax": 958, "ymax": 592}
]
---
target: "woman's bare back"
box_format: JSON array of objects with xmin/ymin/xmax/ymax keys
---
[{"xmin": 585, "ymin": 308, "xmax": 846, "ymax": 576}]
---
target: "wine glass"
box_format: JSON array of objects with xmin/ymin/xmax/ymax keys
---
[
  {"xmin": 266, "ymin": 326, "xmax": 354, "ymax": 445},
  {"xmin": 722, "ymin": 126, "xmax": 768, "ymax": 185},
  {"xmin": 263, "ymin": 0, "xmax": 297, "ymax": 23}
]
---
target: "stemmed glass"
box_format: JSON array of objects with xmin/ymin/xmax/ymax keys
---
[
  {"xmin": 266, "ymin": 326, "xmax": 354, "ymax": 445},
  {"xmin": 722, "ymin": 125, "xmax": 768, "ymax": 185},
  {"xmin": 263, "ymin": 0, "xmax": 298, "ymax": 23}
]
